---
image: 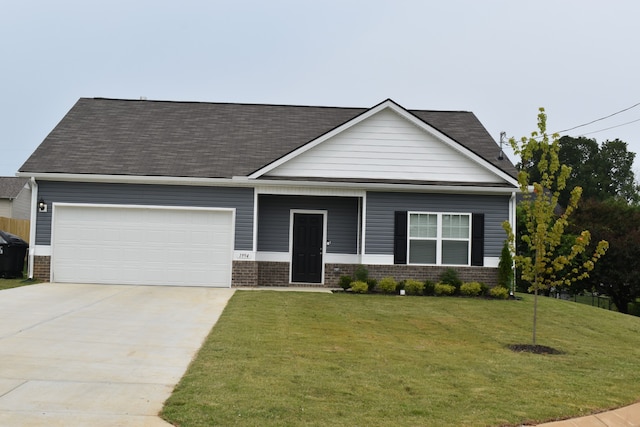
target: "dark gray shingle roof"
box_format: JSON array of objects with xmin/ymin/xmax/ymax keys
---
[
  {"xmin": 0, "ymin": 177, "xmax": 28, "ymax": 199},
  {"xmin": 20, "ymin": 98, "xmax": 517, "ymax": 180}
]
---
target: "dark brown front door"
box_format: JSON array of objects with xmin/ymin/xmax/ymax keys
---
[{"xmin": 291, "ymin": 213, "xmax": 323, "ymax": 283}]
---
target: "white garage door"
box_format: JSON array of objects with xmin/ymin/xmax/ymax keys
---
[{"xmin": 51, "ymin": 204, "xmax": 234, "ymax": 287}]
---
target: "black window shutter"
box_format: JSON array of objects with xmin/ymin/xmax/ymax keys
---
[
  {"xmin": 471, "ymin": 213, "xmax": 484, "ymax": 266},
  {"xmin": 394, "ymin": 211, "xmax": 408, "ymax": 264}
]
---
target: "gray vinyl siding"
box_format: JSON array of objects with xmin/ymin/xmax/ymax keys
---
[
  {"xmin": 36, "ymin": 181, "xmax": 254, "ymax": 249},
  {"xmin": 366, "ymin": 192, "xmax": 509, "ymax": 257},
  {"xmin": 257, "ymin": 195, "xmax": 358, "ymax": 254}
]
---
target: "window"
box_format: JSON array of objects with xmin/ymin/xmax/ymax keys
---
[{"xmin": 408, "ymin": 213, "xmax": 470, "ymax": 265}]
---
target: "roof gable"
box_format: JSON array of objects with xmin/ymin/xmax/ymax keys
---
[
  {"xmin": 0, "ymin": 177, "xmax": 28, "ymax": 199},
  {"xmin": 254, "ymin": 100, "xmax": 516, "ymax": 185}
]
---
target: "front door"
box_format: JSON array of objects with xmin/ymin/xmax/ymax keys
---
[{"xmin": 291, "ymin": 213, "xmax": 324, "ymax": 283}]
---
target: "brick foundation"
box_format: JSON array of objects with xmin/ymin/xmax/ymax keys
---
[
  {"xmin": 232, "ymin": 261, "xmax": 258, "ymax": 287},
  {"xmin": 33, "ymin": 256, "xmax": 51, "ymax": 282},
  {"xmin": 256, "ymin": 261, "xmax": 290, "ymax": 286},
  {"xmin": 34, "ymin": 255, "xmax": 498, "ymax": 288},
  {"xmin": 256, "ymin": 262, "xmax": 499, "ymax": 288}
]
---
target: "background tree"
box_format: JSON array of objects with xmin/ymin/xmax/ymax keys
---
[
  {"xmin": 503, "ymin": 108, "xmax": 608, "ymax": 346},
  {"xmin": 519, "ymin": 135, "xmax": 640, "ymax": 206},
  {"xmin": 570, "ymin": 199, "xmax": 640, "ymax": 313}
]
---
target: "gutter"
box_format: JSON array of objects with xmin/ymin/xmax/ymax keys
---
[{"xmin": 27, "ymin": 177, "xmax": 38, "ymax": 279}]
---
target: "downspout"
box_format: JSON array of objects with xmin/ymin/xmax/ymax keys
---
[
  {"xmin": 509, "ymin": 191, "xmax": 517, "ymax": 295},
  {"xmin": 27, "ymin": 177, "xmax": 38, "ymax": 279}
]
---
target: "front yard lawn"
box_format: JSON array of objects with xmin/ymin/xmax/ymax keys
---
[
  {"xmin": 161, "ymin": 291, "xmax": 640, "ymax": 427},
  {"xmin": 0, "ymin": 277, "xmax": 38, "ymax": 291}
]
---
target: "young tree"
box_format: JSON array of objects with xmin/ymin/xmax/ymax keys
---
[{"xmin": 503, "ymin": 108, "xmax": 609, "ymax": 346}]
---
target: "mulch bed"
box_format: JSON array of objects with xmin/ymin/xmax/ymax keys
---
[{"xmin": 508, "ymin": 344, "xmax": 564, "ymax": 355}]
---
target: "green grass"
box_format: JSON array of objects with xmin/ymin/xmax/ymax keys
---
[
  {"xmin": 0, "ymin": 276, "xmax": 38, "ymax": 291},
  {"xmin": 161, "ymin": 292, "xmax": 640, "ymax": 427}
]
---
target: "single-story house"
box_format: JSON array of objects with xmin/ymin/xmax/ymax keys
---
[
  {"xmin": 0, "ymin": 177, "xmax": 31, "ymax": 220},
  {"xmin": 18, "ymin": 98, "xmax": 519, "ymax": 288}
]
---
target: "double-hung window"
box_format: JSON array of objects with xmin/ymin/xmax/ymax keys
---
[{"xmin": 408, "ymin": 212, "xmax": 471, "ymax": 265}]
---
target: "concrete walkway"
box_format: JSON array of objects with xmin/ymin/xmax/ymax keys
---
[
  {"xmin": 0, "ymin": 282, "xmax": 235, "ymax": 426},
  {"xmin": 534, "ymin": 401, "xmax": 640, "ymax": 426}
]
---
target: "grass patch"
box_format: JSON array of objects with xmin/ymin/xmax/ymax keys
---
[
  {"xmin": 161, "ymin": 292, "xmax": 640, "ymax": 427},
  {"xmin": 0, "ymin": 276, "xmax": 38, "ymax": 291}
]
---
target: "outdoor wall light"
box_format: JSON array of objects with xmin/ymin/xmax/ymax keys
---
[{"xmin": 38, "ymin": 198, "xmax": 47, "ymax": 213}]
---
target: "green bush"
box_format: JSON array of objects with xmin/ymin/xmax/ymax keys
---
[
  {"xmin": 424, "ymin": 280, "xmax": 436, "ymax": 296},
  {"xmin": 439, "ymin": 268, "xmax": 462, "ymax": 292},
  {"xmin": 354, "ymin": 265, "xmax": 369, "ymax": 282},
  {"xmin": 338, "ymin": 275, "xmax": 352, "ymax": 291},
  {"xmin": 489, "ymin": 285, "xmax": 509, "ymax": 299},
  {"xmin": 404, "ymin": 279, "xmax": 425, "ymax": 295},
  {"xmin": 497, "ymin": 241, "xmax": 514, "ymax": 289},
  {"xmin": 479, "ymin": 282, "xmax": 490, "ymax": 296},
  {"xmin": 350, "ymin": 281, "xmax": 369, "ymax": 294},
  {"xmin": 378, "ymin": 277, "xmax": 398, "ymax": 294},
  {"xmin": 434, "ymin": 283, "xmax": 456, "ymax": 296},
  {"xmin": 460, "ymin": 282, "xmax": 482, "ymax": 297},
  {"xmin": 366, "ymin": 278, "xmax": 378, "ymax": 292}
]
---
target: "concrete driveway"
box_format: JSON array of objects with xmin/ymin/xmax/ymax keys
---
[{"xmin": 0, "ymin": 282, "xmax": 235, "ymax": 426}]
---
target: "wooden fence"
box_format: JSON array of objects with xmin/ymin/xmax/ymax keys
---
[{"xmin": 0, "ymin": 217, "xmax": 30, "ymax": 242}]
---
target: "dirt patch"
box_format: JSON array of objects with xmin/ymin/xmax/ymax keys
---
[{"xmin": 508, "ymin": 344, "xmax": 564, "ymax": 355}]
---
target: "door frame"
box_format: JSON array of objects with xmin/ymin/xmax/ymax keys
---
[{"xmin": 289, "ymin": 209, "xmax": 327, "ymax": 284}]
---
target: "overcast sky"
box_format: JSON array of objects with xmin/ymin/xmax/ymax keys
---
[{"xmin": 2, "ymin": 0, "xmax": 640, "ymax": 177}]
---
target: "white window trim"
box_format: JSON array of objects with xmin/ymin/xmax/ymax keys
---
[{"xmin": 407, "ymin": 211, "xmax": 472, "ymax": 266}]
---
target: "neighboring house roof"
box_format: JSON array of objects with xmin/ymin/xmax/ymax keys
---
[
  {"xmin": 0, "ymin": 177, "xmax": 28, "ymax": 199},
  {"xmin": 19, "ymin": 97, "xmax": 517, "ymax": 180}
]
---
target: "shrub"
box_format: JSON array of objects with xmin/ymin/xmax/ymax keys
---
[
  {"xmin": 490, "ymin": 285, "xmax": 509, "ymax": 299},
  {"xmin": 404, "ymin": 279, "xmax": 425, "ymax": 296},
  {"xmin": 378, "ymin": 277, "xmax": 398, "ymax": 294},
  {"xmin": 366, "ymin": 278, "xmax": 378, "ymax": 292},
  {"xmin": 439, "ymin": 268, "xmax": 462, "ymax": 292},
  {"xmin": 424, "ymin": 279, "xmax": 436, "ymax": 296},
  {"xmin": 354, "ymin": 265, "xmax": 369, "ymax": 282},
  {"xmin": 338, "ymin": 275, "xmax": 352, "ymax": 291},
  {"xmin": 479, "ymin": 282, "xmax": 490, "ymax": 296},
  {"xmin": 350, "ymin": 281, "xmax": 369, "ymax": 294},
  {"xmin": 497, "ymin": 241, "xmax": 514, "ymax": 289},
  {"xmin": 460, "ymin": 282, "xmax": 482, "ymax": 297},
  {"xmin": 434, "ymin": 283, "xmax": 456, "ymax": 296}
]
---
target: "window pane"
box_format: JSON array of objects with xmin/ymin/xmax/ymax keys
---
[
  {"xmin": 409, "ymin": 214, "xmax": 437, "ymax": 238},
  {"xmin": 409, "ymin": 240, "xmax": 436, "ymax": 264},
  {"xmin": 442, "ymin": 214, "xmax": 469, "ymax": 239},
  {"xmin": 442, "ymin": 240, "xmax": 469, "ymax": 265}
]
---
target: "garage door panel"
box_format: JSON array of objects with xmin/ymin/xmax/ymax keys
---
[{"xmin": 52, "ymin": 205, "xmax": 234, "ymax": 287}]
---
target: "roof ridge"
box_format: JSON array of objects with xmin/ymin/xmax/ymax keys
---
[{"xmin": 88, "ymin": 97, "xmax": 369, "ymax": 111}]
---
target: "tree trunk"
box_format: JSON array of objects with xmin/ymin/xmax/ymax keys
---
[{"xmin": 532, "ymin": 286, "xmax": 538, "ymax": 346}]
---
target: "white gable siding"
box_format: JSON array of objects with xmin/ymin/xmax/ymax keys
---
[
  {"xmin": 0, "ymin": 200, "xmax": 11, "ymax": 218},
  {"xmin": 265, "ymin": 109, "xmax": 503, "ymax": 183}
]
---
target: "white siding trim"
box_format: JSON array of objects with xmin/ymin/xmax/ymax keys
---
[
  {"xmin": 361, "ymin": 254, "xmax": 394, "ymax": 265},
  {"xmin": 484, "ymin": 257, "xmax": 500, "ymax": 268},
  {"xmin": 254, "ymin": 252, "xmax": 359, "ymax": 264},
  {"xmin": 255, "ymin": 185, "xmax": 365, "ymax": 197},
  {"xmin": 256, "ymin": 251, "xmax": 289, "ymax": 262},
  {"xmin": 325, "ymin": 253, "xmax": 360, "ymax": 264},
  {"xmin": 34, "ymin": 244, "xmax": 52, "ymax": 256},
  {"xmin": 234, "ymin": 251, "xmax": 256, "ymax": 261}
]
